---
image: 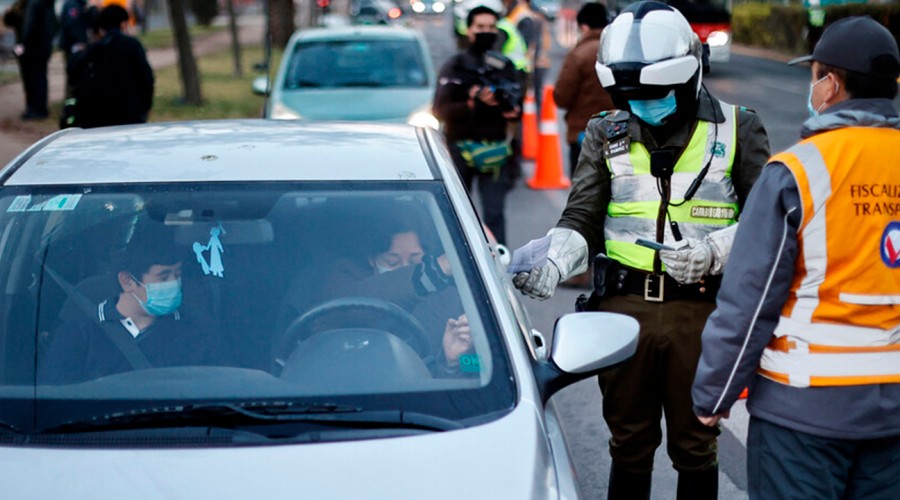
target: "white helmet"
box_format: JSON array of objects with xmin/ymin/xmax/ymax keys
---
[{"xmin": 594, "ymin": 1, "xmax": 703, "ymax": 107}]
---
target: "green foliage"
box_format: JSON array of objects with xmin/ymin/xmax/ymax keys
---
[
  {"xmin": 138, "ymin": 24, "xmax": 225, "ymax": 50},
  {"xmin": 732, "ymin": 2, "xmax": 900, "ymax": 55},
  {"xmin": 150, "ymin": 45, "xmax": 285, "ymax": 122},
  {"xmin": 190, "ymin": 0, "xmax": 220, "ymax": 27},
  {"xmin": 826, "ymin": 3, "xmax": 900, "ymax": 42}
]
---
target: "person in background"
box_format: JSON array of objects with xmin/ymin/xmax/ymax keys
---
[
  {"xmin": 433, "ymin": 4, "xmax": 522, "ymax": 245},
  {"xmin": 513, "ymin": 3, "xmax": 769, "ymax": 498},
  {"xmin": 553, "ymin": 1, "xmax": 613, "ymax": 178},
  {"xmin": 17, "ymin": 0, "xmax": 58, "ymax": 120},
  {"xmin": 691, "ymin": 16, "xmax": 900, "ymax": 499},
  {"xmin": 66, "ymin": 4, "xmax": 153, "ymax": 128}
]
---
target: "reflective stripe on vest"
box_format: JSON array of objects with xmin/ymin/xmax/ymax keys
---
[
  {"xmin": 758, "ymin": 126, "xmax": 900, "ymax": 387},
  {"xmin": 604, "ymin": 101, "xmax": 739, "ymax": 271}
]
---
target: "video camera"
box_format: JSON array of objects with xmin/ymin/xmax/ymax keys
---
[{"xmin": 459, "ymin": 52, "xmax": 523, "ymax": 113}]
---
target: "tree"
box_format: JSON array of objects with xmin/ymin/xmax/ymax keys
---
[
  {"xmin": 166, "ymin": 0, "xmax": 203, "ymax": 105},
  {"xmin": 268, "ymin": 0, "xmax": 295, "ymax": 50},
  {"xmin": 225, "ymin": 0, "xmax": 242, "ymax": 78}
]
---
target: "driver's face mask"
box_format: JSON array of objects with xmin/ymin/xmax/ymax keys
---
[
  {"xmin": 132, "ymin": 276, "xmax": 183, "ymax": 316},
  {"xmin": 628, "ymin": 90, "xmax": 678, "ymax": 127}
]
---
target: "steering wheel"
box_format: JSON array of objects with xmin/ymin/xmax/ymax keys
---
[{"xmin": 275, "ymin": 296, "xmax": 431, "ymax": 368}]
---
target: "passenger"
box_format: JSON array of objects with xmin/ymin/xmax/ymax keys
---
[{"xmin": 39, "ymin": 226, "xmax": 210, "ymax": 384}]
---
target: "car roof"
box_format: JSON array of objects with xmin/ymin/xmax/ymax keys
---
[
  {"xmin": 290, "ymin": 25, "xmax": 424, "ymax": 43},
  {"xmin": 2, "ymin": 120, "xmax": 441, "ymax": 186}
]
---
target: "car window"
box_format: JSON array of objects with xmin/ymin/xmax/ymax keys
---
[
  {"xmin": 0, "ymin": 182, "xmax": 514, "ymax": 433},
  {"xmin": 285, "ymin": 39, "xmax": 429, "ymax": 89}
]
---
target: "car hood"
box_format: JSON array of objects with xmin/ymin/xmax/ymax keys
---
[
  {"xmin": 0, "ymin": 404, "xmax": 562, "ymax": 499},
  {"xmin": 276, "ymin": 87, "xmax": 433, "ymax": 122}
]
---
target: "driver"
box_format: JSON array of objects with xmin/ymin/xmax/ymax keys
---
[
  {"xmin": 313, "ymin": 216, "xmax": 473, "ymax": 376},
  {"xmin": 39, "ymin": 225, "xmax": 211, "ymax": 384}
]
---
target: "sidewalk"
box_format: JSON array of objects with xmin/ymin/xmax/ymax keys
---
[{"xmin": 0, "ymin": 15, "xmax": 265, "ymax": 166}]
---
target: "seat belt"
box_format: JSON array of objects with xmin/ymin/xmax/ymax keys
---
[{"xmin": 41, "ymin": 264, "xmax": 153, "ymax": 370}]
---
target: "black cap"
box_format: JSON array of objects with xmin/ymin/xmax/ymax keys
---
[{"xmin": 788, "ymin": 16, "xmax": 900, "ymax": 80}]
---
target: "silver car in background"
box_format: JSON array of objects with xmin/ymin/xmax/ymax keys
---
[
  {"xmin": 254, "ymin": 25, "xmax": 438, "ymax": 128},
  {"xmin": 0, "ymin": 120, "xmax": 637, "ymax": 498}
]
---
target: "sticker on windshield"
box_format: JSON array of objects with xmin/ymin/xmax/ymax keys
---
[
  {"xmin": 7, "ymin": 194, "xmax": 82, "ymax": 213},
  {"xmin": 193, "ymin": 223, "xmax": 226, "ymax": 277},
  {"xmin": 459, "ymin": 353, "xmax": 481, "ymax": 373}
]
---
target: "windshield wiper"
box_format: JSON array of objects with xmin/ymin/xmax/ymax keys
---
[
  {"xmin": 288, "ymin": 79, "xmax": 323, "ymax": 88},
  {"xmin": 41, "ymin": 401, "xmax": 463, "ymax": 433}
]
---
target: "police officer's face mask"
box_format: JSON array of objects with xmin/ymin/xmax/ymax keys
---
[
  {"xmin": 628, "ymin": 91, "xmax": 678, "ymax": 127},
  {"xmin": 472, "ymin": 32, "xmax": 498, "ymax": 53}
]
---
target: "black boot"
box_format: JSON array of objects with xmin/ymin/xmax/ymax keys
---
[
  {"xmin": 607, "ymin": 462, "xmax": 651, "ymax": 500},
  {"xmin": 676, "ymin": 466, "xmax": 718, "ymax": 500}
]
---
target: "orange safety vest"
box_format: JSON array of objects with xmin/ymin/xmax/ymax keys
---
[{"xmin": 758, "ymin": 126, "xmax": 900, "ymax": 388}]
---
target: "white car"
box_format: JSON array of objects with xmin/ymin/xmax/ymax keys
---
[{"xmin": 0, "ymin": 120, "xmax": 637, "ymax": 499}]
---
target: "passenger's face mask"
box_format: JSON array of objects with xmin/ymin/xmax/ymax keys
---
[
  {"xmin": 628, "ymin": 91, "xmax": 678, "ymax": 127},
  {"xmin": 132, "ymin": 277, "xmax": 183, "ymax": 317},
  {"xmin": 806, "ymin": 75, "xmax": 829, "ymax": 117},
  {"xmin": 471, "ymin": 32, "xmax": 498, "ymax": 53}
]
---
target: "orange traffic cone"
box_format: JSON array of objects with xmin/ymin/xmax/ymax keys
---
[
  {"xmin": 738, "ymin": 387, "xmax": 748, "ymax": 399},
  {"xmin": 521, "ymin": 89, "xmax": 538, "ymax": 160},
  {"xmin": 527, "ymin": 84, "xmax": 570, "ymax": 190}
]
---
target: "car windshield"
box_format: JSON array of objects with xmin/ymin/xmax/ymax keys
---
[
  {"xmin": 284, "ymin": 39, "xmax": 429, "ymax": 89},
  {"xmin": 0, "ymin": 182, "xmax": 514, "ymax": 436}
]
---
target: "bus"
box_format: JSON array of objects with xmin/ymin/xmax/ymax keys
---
[{"xmin": 610, "ymin": 0, "xmax": 733, "ymax": 63}]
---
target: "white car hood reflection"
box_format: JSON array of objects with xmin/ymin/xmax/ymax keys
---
[{"xmin": 0, "ymin": 403, "xmax": 560, "ymax": 499}]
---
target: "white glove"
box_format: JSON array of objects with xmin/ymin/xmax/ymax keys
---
[
  {"xmin": 513, "ymin": 263, "xmax": 561, "ymax": 300},
  {"xmin": 659, "ymin": 224, "xmax": 738, "ymax": 284},
  {"xmin": 513, "ymin": 227, "xmax": 589, "ymax": 300}
]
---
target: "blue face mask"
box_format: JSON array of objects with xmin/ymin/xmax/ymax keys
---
[
  {"xmin": 806, "ymin": 75, "xmax": 829, "ymax": 117},
  {"xmin": 628, "ymin": 91, "xmax": 677, "ymax": 127},
  {"xmin": 132, "ymin": 278, "xmax": 182, "ymax": 317}
]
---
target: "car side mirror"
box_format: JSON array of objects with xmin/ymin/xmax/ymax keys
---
[
  {"xmin": 532, "ymin": 312, "xmax": 639, "ymax": 404},
  {"xmin": 252, "ymin": 75, "xmax": 270, "ymax": 96}
]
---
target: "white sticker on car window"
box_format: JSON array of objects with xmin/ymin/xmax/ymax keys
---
[
  {"xmin": 7, "ymin": 194, "xmax": 82, "ymax": 213},
  {"xmin": 193, "ymin": 223, "xmax": 226, "ymax": 277}
]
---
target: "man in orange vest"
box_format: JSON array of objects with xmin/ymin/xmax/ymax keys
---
[{"xmin": 691, "ymin": 16, "xmax": 900, "ymax": 499}]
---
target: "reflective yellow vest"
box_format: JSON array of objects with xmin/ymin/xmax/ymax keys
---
[
  {"xmin": 505, "ymin": 4, "xmax": 537, "ymax": 71},
  {"xmin": 604, "ymin": 102, "xmax": 739, "ymax": 271},
  {"xmin": 759, "ymin": 126, "xmax": 900, "ymax": 388},
  {"xmin": 498, "ymin": 19, "xmax": 529, "ymax": 72}
]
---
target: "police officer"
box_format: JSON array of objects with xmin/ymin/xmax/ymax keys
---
[
  {"xmin": 691, "ymin": 16, "xmax": 900, "ymax": 499},
  {"xmin": 513, "ymin": 2, "xmax": 769, "ymax": 498},
  {"xmin": 433, "ymin": 4, "xmax": 521, "ymax": 245}
]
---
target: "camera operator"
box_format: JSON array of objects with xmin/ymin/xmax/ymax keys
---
[{"xmin": 434, "ymin": 4, "xmax": 521, "ymax": 245}]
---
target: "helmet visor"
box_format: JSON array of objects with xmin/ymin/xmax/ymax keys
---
[{"xmin": 600, "ymin": 16, "xmax": 695, "ymax": 66}]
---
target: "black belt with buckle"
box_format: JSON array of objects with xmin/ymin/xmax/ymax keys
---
[{"xmin": 608, "ymin": 268, "xmax": 721, "ymax": 303}]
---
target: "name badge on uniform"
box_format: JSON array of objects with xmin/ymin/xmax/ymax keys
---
[{"xmin": 604, "ymin": 136, "xmax": 630, "ymax": 158}]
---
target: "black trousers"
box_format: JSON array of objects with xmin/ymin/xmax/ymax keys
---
[
  {"xmin": 19, "ymin": 48, "xmax": 52, "ymax": 116},
  {"xmin": 596, "ymin": 294, "xmax": 720, "ymax": 473},
  {"xmin": 448, "ymin": 142, "xmax": 510, "ymax": 245},
  {"xmin": 748, "ymin": 417, "xmax": 900, "ymax": 500}
]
